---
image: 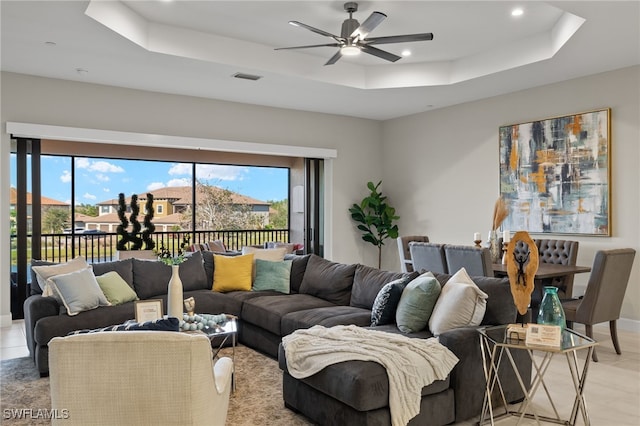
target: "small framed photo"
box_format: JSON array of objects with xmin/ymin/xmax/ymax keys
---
[{"xmin": 135, "ymin": 299, "xmax": 163, "ymax": 323}]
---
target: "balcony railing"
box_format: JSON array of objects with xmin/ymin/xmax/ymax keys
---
[{"xmin": 10, "ymin": 229, "xmax": 290, "ymax": 265}]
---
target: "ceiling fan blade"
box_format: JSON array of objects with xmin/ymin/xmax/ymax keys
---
[
  {"xmin": 351, "ymin": 11, "xmax": 386, "ymax": 39},
  {"xmin": 275, "ymin": 43, "xmax": 341, "ymax": 51},
  {"xmin": 324, "ymin": 50, "xmax": 343, "ymax": 66},
  {"xmin": 360, "ymin": 45, "xmax": 401, "ymax": 62},
  {"xmin": 289, "ymin": 21, "xmax": 343, "ymax": 42},
  {"xmin": 365, "ymin": 33, "xmax": 434, "ymax": 45}
]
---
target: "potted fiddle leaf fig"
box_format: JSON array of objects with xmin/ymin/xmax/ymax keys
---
[{"xmin": 349, "ymin": 181, "xmax": 400, "ymax": 268}]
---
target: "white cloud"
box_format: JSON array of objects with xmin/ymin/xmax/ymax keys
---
[
  {"xmin": 83, "ymin": 193, "xmax": 97, "ymax": 200},
  {"xmin": 168, "ymin": 163, "xmax": 192, "ymax": 176},
  {"xmin": 167, "ymin": 178, "xmax": 191, "ymax": 187},
  {"xmin": 90, "ymin": 160, "xmax": 124, "ymax": 173},
  {"xmin": 147, "ymin": 182, "xmax": 166, "ymax": 191},
  {"xmin": 95, "ymin": 173, "xmax": 110, "ymax": 182},
  {"xmin": 196, "ymin": 164, "xmax": 248, "ymax": 181},
  {"xmin": 75, "ymin": 158, "xmax": 90, "ymax": 169},
  {"xmin": 103, "ymin": 187, "xmax": 110, "ymax": 193},
  {"xmin": 75, "ymin": 157, "xmax": 124, "ymax": 173},
  {"xmin": 60, "ymin": 170, "xmax": 71, "ymax": 183}
]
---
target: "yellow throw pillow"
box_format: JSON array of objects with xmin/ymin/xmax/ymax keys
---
[{"xmin": 213, "ymin": 254, "xmax": 254, "ymax": 292}]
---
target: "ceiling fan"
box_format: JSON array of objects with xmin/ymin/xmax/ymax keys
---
[{"xmin": 274, "ymin": 2, "xmax": 433, "ymax": 66}]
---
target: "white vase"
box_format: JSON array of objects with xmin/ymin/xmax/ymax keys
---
[{"xmin": 167, "ymin": 265, "xmax": 183, "ymax": 319}]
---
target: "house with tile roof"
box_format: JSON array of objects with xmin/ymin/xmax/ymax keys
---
[{"xmin": 91, "ymin": 186, "xmax": 271, "ymax": 232}]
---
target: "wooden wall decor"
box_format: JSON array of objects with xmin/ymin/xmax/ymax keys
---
[{"xmin": 506, "ymin": 231, "xmax": 539, "ymax": 316}]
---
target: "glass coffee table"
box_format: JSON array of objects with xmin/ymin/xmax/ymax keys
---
[{"xmin": 478, "ymin": 324, "xmax": 597, "ymax": 426}]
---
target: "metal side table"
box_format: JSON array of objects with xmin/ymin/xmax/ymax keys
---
[{"xmin": 478, "ymin": 324, "xmax": 597, "ymax": 426}]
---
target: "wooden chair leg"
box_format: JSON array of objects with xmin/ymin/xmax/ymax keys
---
[
  {"xmin": 610, "ymin": 320, "xmax": 622, "ymax": 355},
  {"xmin": 585, "ymin": 324, "xmax": 598, "ymax": 362}
]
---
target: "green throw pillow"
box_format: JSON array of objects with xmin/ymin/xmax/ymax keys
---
[
  {"xmin": 96, "ymin": 271, "xmax": 139, "ymax": 305},
  {"xmin": 252, "ymin": 259, "xmax": 292, "ymax": 294},
  {"xmin": 395, "ymin": 272, "xmax": 441, "ymax": 333}
]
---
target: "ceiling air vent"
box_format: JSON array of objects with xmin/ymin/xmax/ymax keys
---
[{"xmin": 232, "ymin": 72, "xmax": 262, "ymax": 81}]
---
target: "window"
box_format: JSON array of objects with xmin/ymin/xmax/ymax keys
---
[{"xmin": 156, "ymin": 204, "xmax": 163, "ymax": 214}]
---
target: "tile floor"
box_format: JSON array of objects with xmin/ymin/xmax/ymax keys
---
[{"xmin": 2, "ymin": 320, "xmax": 639, "ymax": 425}]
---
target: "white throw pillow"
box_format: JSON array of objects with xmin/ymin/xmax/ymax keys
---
[
  {"xmin": 428, "ymin": 267, "xmax": 488, "ymax": 336},
  {"xmin": 31, "ymin": 256, "xmax": 90, "ymax": 297},
  {"xmin": 47, "ymin": 267, "xmax": 111, "ymax": 316}
]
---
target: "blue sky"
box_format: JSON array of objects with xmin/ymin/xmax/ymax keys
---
[{"xmin": 11, "ymin": 155, "xmax": 289, "ymax": 205}]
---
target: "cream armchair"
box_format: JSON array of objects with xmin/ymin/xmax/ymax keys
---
[{"xmin": 49, "ymin": 331, "xmax": 233, "ymax": 426}]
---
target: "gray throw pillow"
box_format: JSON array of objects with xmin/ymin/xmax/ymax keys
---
[
  {"xmin": 48, "ymin": 267, "xmax": 111, "ymax": 316},
  {"xmin": 395, "ymin": 272, "xmax": 441, "ymax": 333},
  {"xmin": 298, "ymin": 255, "xmax": 356, "ymax": 305}
]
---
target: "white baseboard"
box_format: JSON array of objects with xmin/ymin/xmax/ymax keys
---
[
  {"xmin": 609, "ymin": 317, "xmax": 640, "ymax": 334},
  {"xmin": 0, "ymin": 314, "xmax": 13, "ymax": 328}
]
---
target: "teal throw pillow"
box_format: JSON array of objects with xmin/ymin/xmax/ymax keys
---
[
  {"xmin": 95, "ymin": 271, "xmax": 139, "ymax": 305},
  {"xmin": 395, "ymin": 272, "xmax": 441, "ymax": 333},
  {"xmin": 252, "ymin": 259, "xmax": 292, "ymax": 294}
]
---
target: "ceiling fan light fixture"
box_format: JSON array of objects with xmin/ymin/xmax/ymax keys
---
[{"xmin": 341, "ymin": 45, "xmax": 361, "ymax": 56}]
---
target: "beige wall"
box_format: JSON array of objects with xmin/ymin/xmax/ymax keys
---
[
  {"xmin": 0, "ymin": 72, "xmax": 383, "ymax": 324},
  {"xmin": 381, "ymin": 66, "xmax": 640, "ymax": 327}
]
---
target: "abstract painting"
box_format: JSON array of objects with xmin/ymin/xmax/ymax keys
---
[{"xmin": 499, "ymin": 109, "xmax": 610, "ymax": 236}]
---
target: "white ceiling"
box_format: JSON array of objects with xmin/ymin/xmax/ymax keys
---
[{"xmin": 1, "ymin": 1, "xmax": 639, "ymax": 120}]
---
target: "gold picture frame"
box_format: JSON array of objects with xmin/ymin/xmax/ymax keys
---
[{"xmin": 134, "ymin": 299, "xmax": 163, "ymax": 323}]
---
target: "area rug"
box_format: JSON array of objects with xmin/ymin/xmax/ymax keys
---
[{"xmin": 0, "ymin": 346, "xmax": 312, "ymax": 425}]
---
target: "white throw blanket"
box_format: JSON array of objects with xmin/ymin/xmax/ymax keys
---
[{"xmin": 281, "ymin": 325, "xmax": 459, "ymax": 426}]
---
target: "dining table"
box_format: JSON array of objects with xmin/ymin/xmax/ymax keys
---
[{"xmin": 492, "ymin": 263, "xmax": 591, "ymax": 280}]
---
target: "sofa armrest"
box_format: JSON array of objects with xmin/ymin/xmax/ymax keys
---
[{"xmin": 24, "ymin": 295, "xmax": 60, "ymax": 357}]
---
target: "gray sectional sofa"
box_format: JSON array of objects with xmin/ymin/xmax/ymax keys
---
[{"xmin": 24, "ymin": 250, "xmax": 530, "ymax": 425}]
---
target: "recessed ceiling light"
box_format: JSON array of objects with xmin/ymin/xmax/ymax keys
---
[
  {"xmin": 512, "ymin": 8, "xmax": 524, "ymax": 17},
  {"xmin": 401, "ymin": 50, "xmax": 411, "ymax": 57}
]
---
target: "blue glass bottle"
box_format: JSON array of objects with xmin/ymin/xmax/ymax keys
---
[{"xmin": 537, "ymin": 286, "xmax": 566, "ymax": 330}]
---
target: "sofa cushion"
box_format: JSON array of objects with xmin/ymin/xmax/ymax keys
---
[
  {"xmin": 278, "ymin": 344, "xmax": 449, "ymax": 412},
  {"xmin": 350, "ymin": 264, "xmax": 410, "ymax": 309},
  {"xmin": 34, "ymin": 303, "xmax": 138, "ymax": 346},
  {"xmin": 285, "ymin": 254, "xmax": 311, "ymax": 293},
  {"xmin": 252, "ymin": 259, "xmax": 292, "ymax": 294},
  {"xmin": 428, "ymin": 268, "xmax": 488, "ymax": 336},
  {"xmin": 370, "ymin": 277, "xmax": 412, "ymax": 326},
  {"xmin": 133, "ymin": 252, "xmax": 208, "ymax": 299},
  {"xmin": 95, "ymin": 271, "xmax": 139, "ymax": 305},
  {"xmin": 241, "ymin": 294, "xmax": 336, "ymax": 336},
  {"xmin": 298, "ymin": 255, "xmax": 356, "ymax": 305},
  {"xmin": 396, "ymin": 272, "xmax": 441, "ymax": 333},
  {"xmin": 132, "ymin": 260, "xmax": 168, "ymax": 299},
  {"xmin": 91, "ymin": 258, "xmax": 134, "ymax": 288},
  {"xmin": 213, "ymin": 253, "xmax": 254, "ymax": 292},
  {"xmin": 281, "ymin": 306, "xmax": 373, "ymax": 336},
  {"xmin": 48, "ymin": 268, "xmax": 111, "ymax": 316},
  {"xmin": 178, "ymin": 251, "xmax": 209, "ymax": 292}
]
